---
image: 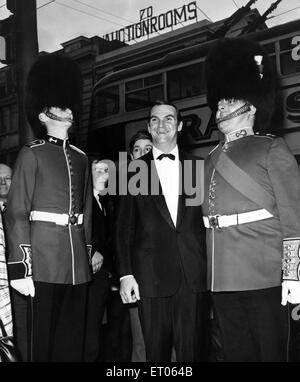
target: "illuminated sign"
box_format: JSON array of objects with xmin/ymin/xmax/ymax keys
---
[{"xmin": 103, "ymin": 1, "xmax": 197, "ymax": 43}]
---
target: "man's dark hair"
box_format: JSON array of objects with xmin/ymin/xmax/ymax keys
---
[
  {"xmin": 129, "ymin": 129, "xmax": 152, "ymax": 154},
  {"xmin": 88, "ymin": 153, "xmax": 102, "ymax": 166},
  {"xmin": 147, "ymin": 100, "xmax": 182, "ymax": 123}
]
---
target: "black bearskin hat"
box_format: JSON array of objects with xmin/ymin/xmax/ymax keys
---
[
  {"xmin": 205, "ymin": 37, "xmax": 275, "ymax": 132},
  {"xmin": 25, "ymin": 54, "xmax": 83, "ymax": 132}
]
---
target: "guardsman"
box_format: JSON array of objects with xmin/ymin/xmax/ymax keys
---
[
  {"xmin": 5, "ymin": 55, "xmax": 92, "ymax": 362},
  {"xmin": 203, "ymin": 37, "xmax": 300, "ymax": 362}
]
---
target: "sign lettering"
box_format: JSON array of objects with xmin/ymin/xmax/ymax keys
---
[{"xmin": 103, "ymin": 1, "xmax": 198, "ymax": 43}]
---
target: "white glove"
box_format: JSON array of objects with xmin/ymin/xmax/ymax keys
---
[
  {"xmin": 281, "ymin": 280, "xmax": 300, "ymax": 305},
  {"xmin": 10, "ymin": 277, "xmax": 35, "ymax": 297}
]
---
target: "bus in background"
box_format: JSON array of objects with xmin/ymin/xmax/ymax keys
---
[{"xmin": 88, "ymin": 18, "xmax": 300, "ymax": 161}]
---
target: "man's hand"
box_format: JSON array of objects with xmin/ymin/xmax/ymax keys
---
[
  {"xmin": 10, "ymin": 277, "xmax": 35, "ymax": 297},
  {"xmin": 281, "ymin": 280, "xmax": 300, "ymax": 305},
  {"xmin": 92, "ymin": 251, "xmax": 104, "ymax": 274},
  {"xmin": 120, "ymin": 276, "xmax": 140, "ymax": 304}
]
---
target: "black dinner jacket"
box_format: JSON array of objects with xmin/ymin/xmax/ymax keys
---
[
  {"xmin": 115, "ymin": 149, "xmax": 207, "ymax": 298},
  {"xmin": 92, "ymin": 194, "xmax": 114, "ymax": 272}
]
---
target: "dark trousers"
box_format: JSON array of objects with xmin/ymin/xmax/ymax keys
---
[
  {"xmin": 139, "ymin": 282, "xmax": 208, "ymax": 362},
  {"xmin": 129, "ymin": 304, "xmax": 146, "ymax": 362},
  {"xmin": 84, "ymin": 269, "xmax": 109, "ymax": 361},
  {"xmin": 100, "ymin": 290, "xmax": 132, "ymax": 362},
  {"xmin": 212, "ymin": 286, "xmax": 289, "ymax": 362},
  {"xmin": 10, "ymin": 288, "xmax": 29, "ymax": 362},
  {"xmin": 31, "ymin": 282, "xmax": 88, "ymax": 362},
  {"xmin": 289, "ymin": 303, "xmax": 300, "ymax": 361}
]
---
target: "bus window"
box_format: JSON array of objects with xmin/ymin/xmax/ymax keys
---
[
  {"xmin": 269, "ymin": 55, "xmax": 277, "ymax": 76},
  {"xmin": 280, "ymin": 51, "xmax": 300, "ymax": 75},
  {"xmin": 0, "ymin": 84, "xmax": 5, "ymax": 98},
  {"xmin": 125, "ymin": 79, "xmax": 143, "ymax": 92},
  {"xmin": 144, "ymin": 74, "xmax": 162, "ymax": 86},
  {"xmin": 125, "ymin": 74, "xmax": 163, "ymax": 112},
  {"xmin": 167, "ymin": 63, "xmax": 205, "ymax": 101},
  {"xmin": 261, "ymin": 43, "xmax": 277, "ymax": 74},
  {"xmin": 279, "ymin": 37, "xmax": 300, "ymax": 76},
  {"xmin": 92, "ymin": 85, "xmax": 119, "ymax": 119},
  {"xmin": 0, "ymin": 105, "xmax": 11, "ymax": 135},
  {"xmin": 262, "ymin": 42, "xmax": 275, "ymax": 54}
]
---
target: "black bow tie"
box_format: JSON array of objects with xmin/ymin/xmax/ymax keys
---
[{"xmin": 157, "ymin": 153, "xmax": 175, "ymax": 161}]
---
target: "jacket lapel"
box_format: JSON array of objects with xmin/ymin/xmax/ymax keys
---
[
  {"xmin": 145, "ymin": 151, "xmax": 175, "ymax": 230},
  {"xmin": 176, "ymin": 149, "xmax": 187, "ymax": 228}
]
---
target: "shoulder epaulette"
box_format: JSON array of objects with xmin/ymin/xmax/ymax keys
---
[
  {"xmin": 69, "ymin": 144, "xmax": 86, "ymax": 156},
  {"xmin": 254, "ymin": 132, "xmax": 276, "ymax": 140},
  {"xmin": 26, "ymin": 139, "xmax": 45, "ymax": 148}
]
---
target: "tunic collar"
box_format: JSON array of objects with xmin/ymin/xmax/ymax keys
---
[
  {"xmin": 46, "ymin": 135, "xmax": 69, "ymax": 146},
  {"xmin": 225, "ymin": 127, "xmax": 254, "ymax": 143}
]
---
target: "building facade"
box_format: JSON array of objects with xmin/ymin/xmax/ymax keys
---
[{"xmin": 1, "ymin": 8, "xmax": 291, "ymax": 165}]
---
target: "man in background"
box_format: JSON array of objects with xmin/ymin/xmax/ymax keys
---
[
  {"xmin": 95, "ymin": 158, "xmax": 132, "ymax": 362},
  {"xmin": 84, "ymin": 159, "xmax": 110, "ymax": 361},
  {"xmin": 127, "ymin": 129, "xmax": 153, "ymax": 362},
  {"xmin": 0, "ymin": 164, "xmax": 12, "ymax": 211}
]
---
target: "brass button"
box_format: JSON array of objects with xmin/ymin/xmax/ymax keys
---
[{"xmin": 69, "ymin": 215, "xmax": 77, "ymax": 225}]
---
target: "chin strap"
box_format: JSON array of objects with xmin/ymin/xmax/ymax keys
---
[
  {"xmin": 45, "ymin": 110, "xmax": 74, "ymax": 124},
  {"xmin": 217, "ymin": 102, "xmax": 251, "ymax": 123}
]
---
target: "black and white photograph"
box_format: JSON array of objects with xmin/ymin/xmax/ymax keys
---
[{"xmin": 0, "ymin": 0, "xmax": 300, "ymax": 368}]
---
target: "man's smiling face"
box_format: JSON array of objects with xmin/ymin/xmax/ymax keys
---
[{"xmin": 148, "ymin": 104, "xmax": 182, "ymax": 149}]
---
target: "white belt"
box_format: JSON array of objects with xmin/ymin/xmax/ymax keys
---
[
  {"xmin": 203, "ymin": 209, "xmax": 273, "ymax": 229},
  {"xmin": 29, "ymin": 211, "xmax": 84, "ymax": 226}
]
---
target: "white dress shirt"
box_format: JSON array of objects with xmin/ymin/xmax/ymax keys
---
[{"xmin": 152, "ymin": 145, "xmax": 179, "ymax": 226}]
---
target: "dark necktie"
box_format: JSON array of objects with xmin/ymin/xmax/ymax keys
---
[
  {"xmin": 98, "ymin": 194, "xmax": 106, "ymax": 216},
  {"xmin": 157, "ymin": 153, "xmax": 175, "ymax": 160}
]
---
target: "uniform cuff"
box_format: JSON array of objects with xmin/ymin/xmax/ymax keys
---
[
  {"xmin": 7, "ymin": 244, "xmax": 32, "ymax": 280},
  {"xmin": 282, "ymin": 238, "xmax": 300, "ymax": 281}
]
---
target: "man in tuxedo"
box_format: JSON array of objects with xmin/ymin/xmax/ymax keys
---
[
  {"xmin": 116, "ymin": 100, "xmax": 207, "ymax": 362},
  {"xmin": 84, "ymin": 159, "xmax": 110, "ymax": 361}
]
